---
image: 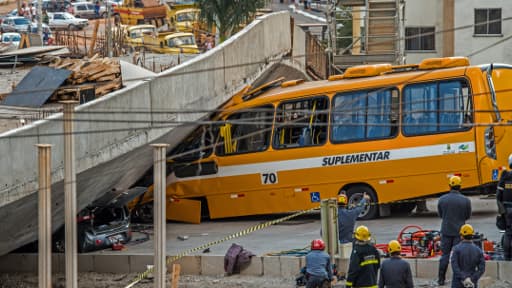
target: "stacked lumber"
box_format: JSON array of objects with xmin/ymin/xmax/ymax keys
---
[{"xmin": 48, "ymin": 54, "xmax": 122, "ymax": 98}]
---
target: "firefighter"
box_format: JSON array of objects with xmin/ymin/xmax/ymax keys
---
[
  {"xmin": 451, "ymin": 224, "xmax": 485, "ymax": 288},
  {"xmin": 437, "ymin": 175, "xmax": 472, "ymax": 286},
  {"xmin": 497, "ymin": 153, "xmax": 512, "ymax": 260},
  {"xmin": 305, "ymin": 239, "xmax": 333, "ymax": 288},
  {"xmin": 378, "ymin": 240, "xmax": 414, "ymax": 288},
  {"xmin": 346, "ymin": 225, "xmax": 380, "ymax": 288},
  {"xmin": 338, "ymin": 192, "xmax": 370, "ymax": 243}
]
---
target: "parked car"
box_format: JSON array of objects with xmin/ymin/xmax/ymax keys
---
[
  {"xmin": 31, "ymin": 0, "xmax": 73, "ymax": 12},
  {"xmin": 71, "ymin": 2, "xmax": 96, "ymax": 19},
  {"xmin": 1, "ymin": 32, "xmax": 21, "ymax": 47},
  {"xmin": 0, "ymin": 16, "xmax": 31, "ymax": 32},
  {"xmin": 53, "ymin": 187, "xmax": 147, "ymax": 253},
  {"xmin": 48, "ymin": 12, "xmax": 88, "ymax": 30}
]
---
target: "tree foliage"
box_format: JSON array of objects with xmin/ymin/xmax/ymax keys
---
[{"xmin": 197, "ymin": 0, "xmax": 266, "ymax": 42}]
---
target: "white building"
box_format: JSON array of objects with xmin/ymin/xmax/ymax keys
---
[{"xmin": 404, "ymin": 0, "xmax": 512, "ymax": 64}]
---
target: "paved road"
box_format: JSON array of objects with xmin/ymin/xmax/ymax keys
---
[{"xmin": 95, "ymin": 196, "xmax": 500, "ymax": 257}]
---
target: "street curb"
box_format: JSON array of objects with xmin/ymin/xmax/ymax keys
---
[{"xmin": 0, "ymin": 253, "xmax": 504, "ymax": 282}]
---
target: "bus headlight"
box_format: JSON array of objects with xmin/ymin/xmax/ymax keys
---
[{"xmin": 484, "ymin": 126, "xmax": 496, "ymax": 160}]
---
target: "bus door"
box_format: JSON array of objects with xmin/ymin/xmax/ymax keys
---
[
  {"xmin": 486, "ymin": 66, "xmax": 512, "ymax": 179},
  {"xmin": 208, "ymin": 105, "xmax": 275, "ymax": 218}
]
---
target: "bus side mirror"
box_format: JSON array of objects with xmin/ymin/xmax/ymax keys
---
[{"xmin": 160, "ymin": 41, "xmax": 164, "ymax": 48}]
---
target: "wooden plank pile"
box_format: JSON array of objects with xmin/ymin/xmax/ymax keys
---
[{"xmin": 48, "ymin": 54, "xmax": 122, "ymax": 100}]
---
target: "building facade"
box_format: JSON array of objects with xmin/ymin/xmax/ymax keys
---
[{"xmin": 404, "ymin": 0, "xmax": 512, "ymax": 64}]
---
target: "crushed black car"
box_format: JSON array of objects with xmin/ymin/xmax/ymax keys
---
[{"xmin": 53, "ymin": 187, "xmax": 147, "ymax": 253}]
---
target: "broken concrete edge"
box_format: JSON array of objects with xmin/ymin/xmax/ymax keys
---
[{"xmin": 0, "ymin": 254, "xmax": 509, "ymax": 283}]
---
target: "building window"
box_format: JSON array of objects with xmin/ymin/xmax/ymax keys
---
[
  {"xmin": 405, "ymin": 27, "xmax": 435, "ymax": 51},
  {"xmin": 474, "ymin": 8, "xmax": 502, "ymax": 35}
]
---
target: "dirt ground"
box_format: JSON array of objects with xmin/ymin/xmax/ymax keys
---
[{"xmin": 0, "ymin": 273, "xmax": 511, "ymax": 288}]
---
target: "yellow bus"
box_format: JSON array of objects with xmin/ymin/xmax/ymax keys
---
[{"xmin": 153, "ymin": 56, "xmax": 512, "ymax": 223}]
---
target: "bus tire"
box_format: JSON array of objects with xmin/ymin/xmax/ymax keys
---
[{"xmin": 346, "ymin": 185, "xmax": 378, "ymax": 220}]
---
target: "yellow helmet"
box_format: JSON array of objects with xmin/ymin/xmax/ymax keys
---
[
  {"xmin": 354, "ymin": 225, "xmax": 371, "ymax": 241},
  {"xmin": 459, "ymin": 224, "xmax": 474, "ymax": 237},
  {"xmin": 338, "ymin": 194, "xmax": 348, "ymax": 205},
  {"xmin": 388, "ymin": 240, "xmax": 401, "ymax": 254},
  {"xmin": 449, "ymin": 175, "xmax": 462, "ymax": 187}
]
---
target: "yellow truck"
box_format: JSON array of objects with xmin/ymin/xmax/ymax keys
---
[
  {"xmin": 124, "ymin": 24, "xmax": 157, "ymax": 47},
  {"xmin": 170, "ymin": 8, "xmax": 199, "ymax": 33},
  {"xmin": 142, "ymin": 31, "xmax": 200, "ymax": 54},
  {"xmin": 114, "ymin": 0, "xmax": 169, "ymax": 27}
]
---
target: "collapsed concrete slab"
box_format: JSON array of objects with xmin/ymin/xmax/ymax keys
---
[{"xmin": 0, "ymin": 11, "xmax": 306, "ymax": 255}]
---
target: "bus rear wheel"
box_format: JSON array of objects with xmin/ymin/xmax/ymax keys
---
[{"xmin": 346, "ymin": 185, "xmax": 378, "ymax": 220}]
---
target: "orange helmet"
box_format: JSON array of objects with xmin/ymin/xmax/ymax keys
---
[
  {"xmin": 311, "ymin": 239, "xmax": 325, "ymax": 250},
  {"xmin": 338, "ymin": 194, "xmax": 348, "ymax": 205}
]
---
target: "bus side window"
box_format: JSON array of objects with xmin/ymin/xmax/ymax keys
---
[
  {"xmin": 403, "ymin": 79, "xmax": 471, "ymax": 136},
  {"xmin": 273, "ymin": 97, "xmax": 328, "ymax": 149},
  {"xmin": 216, "ymin": 105, "xmax": 273, "ymax": 156},
  {"xmin": 332, "ymin": 88, "xmax": 397, "ymax": 143},
  {"xmin": 170, "ymin": 124, "xmax": 217, "ymax": 162}
]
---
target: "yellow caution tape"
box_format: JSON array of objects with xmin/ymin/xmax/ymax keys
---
[
  {"xmin": 124, "ymin": 206, "xmax": 319, "ymax": 288},
  {"xmin": 125, "ymin": 196, "xmax": 436, "ymax": 287}
]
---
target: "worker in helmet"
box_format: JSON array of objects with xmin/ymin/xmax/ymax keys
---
[
  {"xmin": 346, "ymin": 225, "xmax": 380, "ymax": 288},
  {"xmin": 305, "ymin": 239, "xmax": 333, "ymax": 288},
  {"xmin": 451, "ymin": 224, "xmax": 485, "ymax": 288},
  {"xmin": 436, "ymin": 175, "xmax": 472, "ymax": 286},
  {"xmin": 497, "ymin": 153, "xmax": 512, "ymax": 260},
  {"xmin": 378, "ymin": 240, "xmax": 414, "ymax": 288},
  {"xmin": 337, "ymin": 192, "xmax": 370, "ymax": 244}
]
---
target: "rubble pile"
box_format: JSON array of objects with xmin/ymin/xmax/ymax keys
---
[{"xmin": 49, "ymin": 54, "xmax": 122, "ymax": 98}]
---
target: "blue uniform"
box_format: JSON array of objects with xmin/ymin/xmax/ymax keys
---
[
  {"xmin": 338, "ymin": 198, "xmax": 366, "ymax": 243},
  {"xmin": 305, "ymin": 250, "xmax": 333, "ymax": 288},
  {"xmin": 437, "ymin": 189, "xmax": 471, "ymax": 282},
  {"xmin": 451, "ymin": 241, "xmax": 485, "ymax": 288},
  {"xmin": 378, "ymin": 256, "xmax": 414, "ymax": 288}
]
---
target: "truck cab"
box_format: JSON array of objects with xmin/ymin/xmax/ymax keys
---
[
  {"xmin": 143, "ymin": 31, "xmax": 200, "ymax": 54},
  {"xmin": 125, "ymin": 24, "xmax": 157, "ymax": 47}
]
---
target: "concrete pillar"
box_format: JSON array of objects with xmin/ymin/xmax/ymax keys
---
[
  {"xmin": 443, "ymin": 0, "xmax": 454, "ymax": 57},
  {"xmin": 62, "ymin": 101, "xmax": 78, "ymax": 288},
  {"xmin": 321, "ymin": 198, "xmax": 339, "ymax": 258},
  {"xmin": 152, "ymin": 143, "xmax": 169, "ymax": 288},
  {"xmin": 37, "ymin": 144, "xmax": 52, "ymax": 288}
]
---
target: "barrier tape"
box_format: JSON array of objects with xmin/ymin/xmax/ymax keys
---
[
  {"xmin": 124, "ymin": 206, "xmax": 319, "ymax": 288},
  {"xmin": 124, "ymin": 196, "xmax": 453, "ymax": 287}
]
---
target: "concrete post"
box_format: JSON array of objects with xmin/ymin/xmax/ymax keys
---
[
  {"xmin": 62, "ymin": 101, "xmax": 78, "ymax": 288},
  {"xmin": 37, "ymin": 0, "xmax": 42, "ymax": 39},
  {"xmin": 321, "ymin": 198, "xmax": 339, "ymax": 259},
  {"xmin": 106, "ymin": 3, "xmax": 112, "ymax": 57},
  {"xmin": 37, "ymin": 144, "xmax": 52, "ymax": 288},
  {"xmin": 152, "ymin": 143, "xmax": 169, "ymax": 288}
]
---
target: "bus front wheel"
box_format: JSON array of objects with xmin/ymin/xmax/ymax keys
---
[{"xmin": 346, "ymin": 185, "xmax": 378, "ymax": 220}]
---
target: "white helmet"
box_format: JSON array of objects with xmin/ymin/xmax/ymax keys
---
[{"xmin": 509, "ymin": 154, "xmax": 512, "ymax": 169}]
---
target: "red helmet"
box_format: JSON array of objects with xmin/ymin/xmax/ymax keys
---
[{"xmin": 311, "ymin": 239, "xmax": 325, "ymax": 250}]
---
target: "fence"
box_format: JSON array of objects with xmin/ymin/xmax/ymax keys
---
[{"xmin": 305, "ymin": 30, "xmax": 328, "ymax": 79}]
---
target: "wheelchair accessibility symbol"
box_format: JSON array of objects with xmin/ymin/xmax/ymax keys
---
[
  {"xmin": 310, "ymin": 192, "xmax": 320, "ymax": 203},
  {"xmin": 492, "ymin": 169, "xmax": 499, "ymax": 181}
]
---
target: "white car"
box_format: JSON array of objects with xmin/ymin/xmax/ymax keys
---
[
  {"xmin": 1, "ymin": 32, "xmax": 21, "ymax": 48},
  {"xmin": 48, "ymin": 12, "xmax": 88, "ymax": 30},
  {"xmin": 1, "ymin": 16, "xmax": 31, "ymax": 32}
]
